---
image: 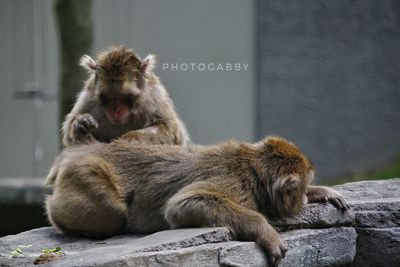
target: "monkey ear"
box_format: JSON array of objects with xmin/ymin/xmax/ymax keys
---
[
  {"xmin": 140, "ymin": 54, "xmax": 157, "ymax": 74},
  {"xmin": 80, "ymin": 55, "xmax": 97, "ymax": 72},
  {"xmin": 281, "ymin": 174, "xmax": 300, "ymax": 192}
]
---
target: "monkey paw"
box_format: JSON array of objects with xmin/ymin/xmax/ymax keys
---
[
  {"xmin": 72, "ymin": 114, "xmax": 99, "ymax": 136},
  {"xmin": 269, "ymin": 241, "xmax": 288, "ymax": 267},
  {"xmin": 261, "ymin": 237, "xmax": 288, "ymax": 267},
  {"xmin": 308, "ymin": 187, "xmax": 350, "ymax": 211},
  {"xmin": 322, "ymin": 188, "xmax": 349, "ymax": 211}
]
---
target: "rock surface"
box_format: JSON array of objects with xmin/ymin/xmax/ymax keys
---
[
  {"xmin": 352, "ymin": 227, "xmax": 400, "ymax": 267},
  {"xmin": 334, "ymin": 178, "xmax": 400, "ymax": 267},
  {"xmin": 0, "ymin": 178, "xmax": 398, "ymax": 266},
  {"xmin": 270, "ymin": 203, "xmax": 354, "ymax": 231},
  {"xmin": 334, "ymin": 178, "xmax": 400, "ymax": 229},
  {"xmin": 0, "ymin": 227, "xmax": 356, "ymax": 267}
]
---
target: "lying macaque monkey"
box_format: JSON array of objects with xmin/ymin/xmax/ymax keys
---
[{"xmin": 46, "ymin": 136, "xmax": 349, "ymax": 267}]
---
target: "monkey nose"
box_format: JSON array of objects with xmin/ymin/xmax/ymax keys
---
[
  {"xmin": 107, "ymin": 104, "xmax": 128, "ymax": 123},
  {"xmin": 113, "ymin": 110, "xmax": 124, "ymax": 121}
]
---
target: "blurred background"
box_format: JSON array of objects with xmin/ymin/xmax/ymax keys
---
[{"xmin": 0, "ymin": 0, "xmax": 399, "ymax": 236}]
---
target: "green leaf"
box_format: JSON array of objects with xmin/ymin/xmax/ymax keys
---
[
  {"xmin": 10, "ymin": 247, "xmax": 23, "ymax": 257},
  {"xmin": 41, "ymin": 246, "xmax": 64, "ymax": 255}
]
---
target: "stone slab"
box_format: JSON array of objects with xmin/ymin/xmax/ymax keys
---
[
  {"xmin": 334, "ymin": 178, "xmax": 400, "ymax": 228},
  {"xmin": 0, "ymin": 227, "xmax": 356, "ymax": 267},
  {"xmin": 271, "ymin": 203, "xmax": 354, "ymax": 231},
  {"xmin": 0, "ymin": 227, "xmax": 231, "ymax": 266},
  {"xmin": 351, "ymin": 227, "xmax": 400, "ymax": 267}
]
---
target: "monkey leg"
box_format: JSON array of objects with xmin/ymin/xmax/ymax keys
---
[
  {"xmin": 46, "ymin": 158, "xmax": 127, "ymax": 238},
  {"xmin": 164, "ymin": 182, "xmax": 287, "ymax": 267},
  {"xmin": 307, "ymin": 185, "xmax": 349, "ymax": 210}
]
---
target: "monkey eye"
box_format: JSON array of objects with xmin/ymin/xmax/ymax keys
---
[
  {"xmin": 123, "ymin": 93, "xmax": 134, "ymax": 107},
  {"xmin": 99, "ymin": 93, "xmax": 109, "ymax": 105}
]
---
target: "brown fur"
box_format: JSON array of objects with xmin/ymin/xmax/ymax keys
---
[
  {"xmin": 61, "ymin": 46, "xmax": 189, "ymax": 148},
  {"xmin": 46, "ymin": 136, "xmax": 348, "ymax": 267}
]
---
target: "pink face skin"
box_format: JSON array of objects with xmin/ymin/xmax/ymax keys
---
[
  {"xmin": 99, "ymin": 79, "xmax": 140, "ymax": 125},
  {"xmin": 104, "ymin": 100, "xmax": 131, "ymax": 125}
]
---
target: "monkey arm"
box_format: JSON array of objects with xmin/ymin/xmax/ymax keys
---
[
  {"xmin": 120, "ymin": 121, "xmax": 184, "ymax": 145},
  {"xmin": 62, "ymin": 91, "xmax": 98, "ymax": 147},
  {"xmin": 164, "ymin": 182, "xmax": 287, "ymax": 267},
  {"xmin": 306, "ymin": 185, "xmax": 349, "ymax": 210}
]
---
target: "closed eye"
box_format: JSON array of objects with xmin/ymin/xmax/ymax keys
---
[
  {"xmin": 123, "ymin": 93, "xmax": 134, "ymax": 107},
  {"xmin": 99, "ymin": 93, "xmax": 109, "ymax": 105}
]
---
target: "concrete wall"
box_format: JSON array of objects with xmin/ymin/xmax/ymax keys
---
[
  {"xmin": 257, "ymin": 0, "xmax": 400, "ymax": 181},
  {"xmin": 0, "ymin": 0, "xmax": 59, "ymax": 177},
  {"xmin": 92, "ymin": 0, "xmax": 255, "ymax": 144}
]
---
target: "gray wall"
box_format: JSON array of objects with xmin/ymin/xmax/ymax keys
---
[
  {"xmin": 0, "ymin": 0, "xmax": 59, "ymax": 177},
  {"xmin": 258, "ymin": 1, "xmax": 400, "ymax": 181},
  {"xmin": 92, "ymin": 0, "xmax": 255, "ymax": 144}
]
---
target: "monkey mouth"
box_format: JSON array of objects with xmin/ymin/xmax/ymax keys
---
[
  {"xmin": 105, "ymin": 113, "xmax": 129, "ymax": 125},
  {"xmin": 105, "ymin": 104, "xmax": 130, "ymax": 125}
]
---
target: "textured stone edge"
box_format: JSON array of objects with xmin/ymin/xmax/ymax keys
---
[
  {"xmin": 270, "ymin": 203, "xmax": 355, "ymax": 231},
  {"xmin": 351, "ymin": 227, "xmax": 400, "ymax": 267},
  {"xmin": 52, "ymin": 227, "xmax": 356, "ymax": 267}
]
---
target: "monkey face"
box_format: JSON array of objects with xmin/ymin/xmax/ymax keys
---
[
  {"xmin": 96, "ymin": 79, "xmax": 141, "ymax": 125},
  {"xmin": 276, "ymin": 170, "xmax": 313, "ymax": 217},
  {"xmin": 259, "ymin": 136, "xmax": 315, "ymax": 218},
  {"xmin": 80, "ymin": 46, "xmax": 158, "ymax": 126},
  {"xmin": 98, "ymin": 93, "xmax": 133, "ymax": 125},
  {"xmin": 81, "ymin": 46, "xmax": 157, "ymax": 126},
  {"xmin": 263, "ymin": 172, "xmax": 309, "ymax": 218}
]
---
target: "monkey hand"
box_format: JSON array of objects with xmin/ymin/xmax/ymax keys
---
[
  {"xmin": 69, "ymin": 114, "xmax": 99, "ymax": 145},
  {"xmin": 258, "ymin": 231, "xmax": 288, "ymax": 267},
  {"xmin": 72, "ymin": 114, "xmax": 98, "ymax": 135},
  {"xmin": 307, "ymin": 186, "xmax": 349, "ymax": 211}
]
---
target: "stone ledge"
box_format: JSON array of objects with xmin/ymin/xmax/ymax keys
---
[
  {"xmin": 0, "ymin": 227, "xmax": 356, "ymax": 267},
  {"xmin": 334, "ymin": 178, "xmax": 400, "ymax": 229},
  {"xmin": 334, "ymin": 178, "xmax": 400, "ymax": 267},
  {"xmin": 271, "ymin": 203, "xmax": 354, "ymax": 231},
  {"xmin": 352, "ymin": 227, "xmax": 400, "ymax": 267}
]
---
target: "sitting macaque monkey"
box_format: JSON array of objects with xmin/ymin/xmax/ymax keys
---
[
  {"xmin": 62, "ymin": 46, "xmax": 189, "ymax": 147},
  {"xmin": 46, "ymin": 137, "xmax": 348, "ymax": 267}
]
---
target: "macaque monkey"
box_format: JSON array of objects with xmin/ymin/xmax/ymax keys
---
[
  {"xmin": 62, "ymin": 46, "xmax": 189, "ymax": 147},
  {"xmin": 46, "ymin": 136, "xmax": 348, "ymax": 267}
]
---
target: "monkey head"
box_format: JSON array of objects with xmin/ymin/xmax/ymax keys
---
[
  {"xmin": 256, "ymin": 136, "xmax": 314, "ymax": 218},
  {"xmin": 80, "ymin": 46, "xmax": 157, "ymax": 125}
]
